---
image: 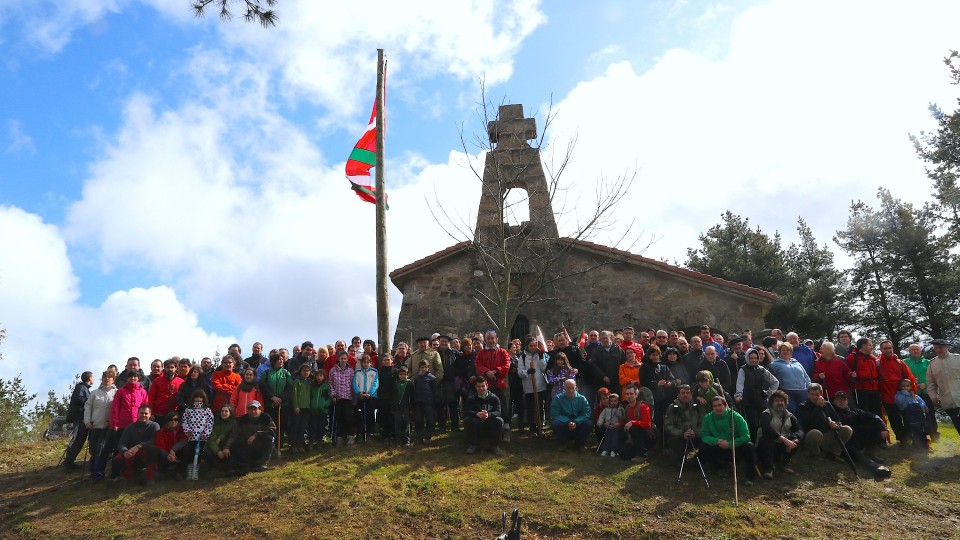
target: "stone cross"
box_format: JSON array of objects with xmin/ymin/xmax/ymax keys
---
[{"xmin": 487, "ymin": 104, "xmax": 537, "ymax": 148}]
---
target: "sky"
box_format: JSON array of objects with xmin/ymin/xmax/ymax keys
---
[{"xmin": 1, "ymin": 0, "xmax": 958, "ymax": 398}]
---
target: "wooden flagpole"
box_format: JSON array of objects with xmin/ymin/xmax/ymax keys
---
[{"xmin": 375, "ymin": 49, "xmax": 390, "ymax": 357}]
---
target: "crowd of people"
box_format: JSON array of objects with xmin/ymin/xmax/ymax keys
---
[{"xmin": 58, "ymin": 324, "xmax": 960, "ymax": 487}]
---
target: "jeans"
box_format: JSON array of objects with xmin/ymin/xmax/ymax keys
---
[{"xmin": 551, "ymin": 419, "xmax": 593, "ymax": 447}]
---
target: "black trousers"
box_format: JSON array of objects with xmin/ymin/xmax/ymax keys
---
[
  {"xmin": 414, "ymin": 402, "xmax": 435, "ymax": 439},
  {"xmin": 757, "ymin": 436, "xmax": 799, "ymax": 471},
  {"xmin": 882, "ymin": 401, "xmax": 907, "ymax": 442},
  {"xmin": 64, "ymin": 422, "xmax": 89, "ymax": 464},
  {"xmin": 853, "ymin": 389, "xmax": 883, "ymax": 418},
  {"xmin": 699, "ymin": 441, "xmax": 757, "ymax": 480},
  {"xmin": 464, "ymin": 415, "xmax": 503, "ymax": 447}
]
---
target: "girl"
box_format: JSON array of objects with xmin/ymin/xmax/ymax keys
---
[
  {"xmin": 353, "ymin": 355, "xmax": 379, "ymax": 442},
  {"xmin": 546, "ymin": 352, "xmax": 577, "ymax": 398},
  {"xmin": 377, "ymin": 354, "xmax": 397, "ymax": 444},
  {"xmin": 508, "ymin": 341, "xmax": 525, "ymax": 431},
  {"xmin": 329, "ymin": 352, "xmax": 356, "ymax": 445},
  {"xmin": 309, "ymin": 369, "xmax": 332, "ymax": 449},
  {"xmin": 231, "ymin": 368, "xmax": 264, "ymax": 417},
  {"xmin": 597, "ymin": 393, "xmax": 624, "ymax": 458},
  {"xmin": 290, "ymin": 363, "xmax": 314, "ymax": 452},
  {"xmin": 181, "ymin": 390, "xmax": 214, "ymax": 479}
]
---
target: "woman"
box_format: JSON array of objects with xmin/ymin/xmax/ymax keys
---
[
  {"xmin": 232, "ymin": 368, "xmax": 265, "ymax": 417},
  {"xmin": 768, "ymin": 343, "xmax": 811, "ymax": 415},
  {"xmin": 755, "ymin": 346, "xmax": 773, "ymax": 369},
  {"xmin": 84, "ymin": 371, "xmax": 118, "ymax": 480},
  {"xmin": 736, "ymin": 348, "xmax": 780, "ymax": 442},
  {"xmin": 211, "ymin": 356, "xmax": 241, "ymax": 412},
  {"xmin": 204, "ymin": 404, "xmax": 236, "ymax": 472},
  {"xmin": 177, "ymin": 366, "xmax": 210, "ymax": 412}
]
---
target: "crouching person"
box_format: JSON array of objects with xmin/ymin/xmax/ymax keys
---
[
  {"xmin": 227, "ymin": 400, "xmax": 277, "ymax": 475},
  {"xmin": 153, "ymin": 411, "xmax": 189, "ymax": 480},
  {"xmin": 797, "ymin": 384, "xmax": 852, "ymax": 460},
  {"xmin": 112, "ymin": 404, "xmax": 160, "ymax": 485},
  {"xmin": 619, "ymin": 383, "xmax": 655, "ymax": 463},
  {"xmin": 204, "ymin": 404, "xmax": 236, "ymax": 472},
  {"xmin": 757, "ymin": 390, "xmax": 802, "ymax": 479},
  {"xmin": 832, "ymin": 391, "xmax": 892, "ymax": 479},
  {"xmin": 464, "ymin": 377, "xmax": 504, "ymax": 455},
  {"xmin": 663, "ymin": 384, "xmax": 706, "ymax": 461},
  {"xmin": 700, "ymin": 396, "xmax": 758, "ymax": 486},
  {"xmin": 550, "ymin": 379, "xmax": 594, "ymax": 452}
]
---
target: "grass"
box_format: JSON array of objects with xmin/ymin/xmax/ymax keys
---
[{"xmin": 1, "ymin": 426, "xmax": 959, "ymax": 539}]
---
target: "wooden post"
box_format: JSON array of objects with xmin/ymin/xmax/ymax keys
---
[{"xmin": 375, "ymin": 49, "xmax": 390, "ymax": 356}]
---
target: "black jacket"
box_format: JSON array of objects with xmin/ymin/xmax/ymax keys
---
[
  {"xmin": 589, "ymin": 346, "xmax": 624, "ymax": 393},
  {"xmin": 796, "ymin": 400, "xmax": 840, "ymax": 433},
  {"xmin": 226, "ymin": 412, "xmax": 276, "ymax": 448},
  {"xmin": 698, "ymin": 358, "xmax": 732, "ymax": 394},
  {"xmin": 466, "ymin": 391, "xmax": 501, "ymax": 418},
  {"xmin": 66, "ymin": 382, "xmax": 92, "ymax": 422},
  {"xmin": 413, "ymin": 372, "xmax": 438, "ymax": 405}
]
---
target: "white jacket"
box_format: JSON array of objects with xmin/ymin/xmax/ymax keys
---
[
  {"xmin": 517, "ymin": 351, "xmax": 548, "ymax": 394},
  {"xmin": 83, "ymin": 384, "xmax": 117, "ymax": 429}
]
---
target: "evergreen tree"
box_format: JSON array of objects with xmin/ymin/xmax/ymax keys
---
[
  {"xmin": 0, "ymin": 375, "xmax": 35, "ymax": 445},
  {"xmin": 685, "ymin": 211, "xmax": 787, "ymax": 294}
]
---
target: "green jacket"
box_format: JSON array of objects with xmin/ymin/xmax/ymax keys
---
[
  {"xmin": 206, "ymin": 418, "xmax": 235, "ymax": 453},
  {"xmin": 663, "ymin": 398, "xmax": 707, "ymax": 438},
  {"xmin": 700, "ymin": 407, "xmax": 750, "ymax": 447},
  {"xmin": 310, "ymin": 382, "xmax": 331, "ymax": 411},
  {"xmin": 292, "ymin": 378, "xmax": 312, "ymax": 410},
  {"xmin": 903, "ymin": 355, "xmax": 930, "ymax": 390},
  {"xmin": 261, "ymin": 368, "xmax": 292, "ymax": 403}
]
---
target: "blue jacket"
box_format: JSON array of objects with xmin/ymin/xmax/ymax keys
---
[
  {"xmin": 550, "ymin": 391, "xmax": 592, "ymax": 424},
  {"xmin": 791, "ymin": 345, "xmax": 817, "ymax": 376},
  {"xmin": 770, "ymin": 358, "xmax": 811, "ymax": 391}
]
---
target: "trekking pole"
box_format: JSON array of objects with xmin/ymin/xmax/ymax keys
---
[
  {"xmin": 678, "ymin": 438, "xmax": 689, "ymax": 482},
  {"xmin": 693, "ymin": 443, "xmax": 710, "ymax": 489},
  {"xmin": 531, "ymin": 363, "xmax": 542, "ymax": 436},
  {"xmin": 277, "ymin": 404, "xmax": 282, "ymax": 456},
  {"xmin": 731, "ymin": 406, "xmax": 739, "ymax": 506},
  {"xmin": 188, "ymin": 439, "xmax": 201, "ymax": 480},
  {"xmin": 362, "ymin": 399, "xmax": 368, "ymax": 442},
  {"xmin": 833, "ymin": 425, "xmax": 860, "ymax": 479},
  {"xmin": 596, "ymin": 429, "xmax": 606, "ymax": 454},
  {"xmin": 331, "ymin": 401, "xmax": 337, "ymax": 445}
]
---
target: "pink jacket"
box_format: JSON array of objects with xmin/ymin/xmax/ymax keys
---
[{"xmin": 111, "ymin": 381, "xmax": 149, "ymax": 429}]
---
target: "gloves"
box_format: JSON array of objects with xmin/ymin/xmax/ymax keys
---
[{"xmin": 526, "ymin": 368, "xmax": 536, "ymax": 375}]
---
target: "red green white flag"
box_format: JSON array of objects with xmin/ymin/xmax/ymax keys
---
[{"xmin": 345, "ymin": 75, "xmax": 387, "ymax": 205}]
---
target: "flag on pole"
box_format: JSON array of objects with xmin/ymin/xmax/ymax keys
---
[
  {"xmin": 345, "ymin": 79, "xmax": 387, "ymax": 205},
  {"xmin": 535, "ymin": 325, "xmax": 547, "ymax": 353},
  {"xmin": 577, "ymin": 327, "xmax": 588, "ymax": 350}
]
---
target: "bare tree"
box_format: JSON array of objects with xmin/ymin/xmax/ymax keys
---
[
  {"xmin": 429, "ymin": 83, "xmax": 647, "ymax": 335},
  {"xmin": 193, "ymin": 0, "xmax": 278, "ymax": 27}
]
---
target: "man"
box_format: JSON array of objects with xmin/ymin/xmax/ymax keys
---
[
  {"xmin": 813, "ymin": 342, "xmax": 852, "ymax": 400},
  {"xmin": 550, "ymin": 379, "xmax": 593, "ymax": 451},
  {"xmin": 589, "ymin": 331, "xmax": 624, "ymax": 395},
  {"xmin": 847, "ymin": 337, "xmax": 882, "ymax": 418},
  {"xmin": 619, "ymin": 327, "xmax": 645, "ymax": 362},
  {"xmin": 287, "ymin": 341, "xmax": 316, "ymax": 375},
  {"xmin": 474, "ymin": 331, "xmax": 511, "ymax": 439},
  {"xmin": 699, "ymin": 396, "xmax": 757, "ymax": 485},
  {"xmin": 668, "ymin": 331, "xmax": 680, "ymax": 350},
  {"xmin": 618, "ymin": 383, "xmax": 655, "ymax": 462},
  {"xmin": 757, "ymin": 391, "xmax": 802, "ymax": 479},
  {"xmin": 787, "ymin": 332, "xmax": 816, "ymax": 377},
  {"xmin": 145, "ymin": 359, "xmax": 163, "ymax": 388},
  {"xmin": 903, "ymin": 343, "xmax": 938, "ymax": 440},
  {"xmin": 927, "ymin": 338, "xmax": 960, "ymax": 436},
  {"xmin": 112, "ymin": 404, "xmax": 160, "ymax": 485},
  {"xmin": 227, "ymin": 344, "xmax": 246, "ymax": 373},
  {"xmin": 723, "ymin": 336, "xmax": 746, "ymax": 376},
  {"xmin": 176, "ymin": 358, "xmax": 191, "ymax": 380},
  {"xmin": 148, "ymin": 359, "xmax": 183, "ymax": 419},
  {"xmin": 408, "ymin": 337, "xmax": 444, "ymax": 380},
  {"xmin": 698, "ymin": 346, "xmax": 732, "ymax": 394},
  {"xmin": 877, "ymin": 339, "xmax": 916, "ymax": 443},
  {"xmin": 117, "ymin": 357, "xmax": 151, "ymax": 393},
  {"xmin": 584, "ymin": 330, "xmax": 601, "ymax": 356},
  {"xmin": 740, "ymin": 329, "xmax": 754, "ymax": 352},
  {"xmin": 663, "ymin": 384, "xmax": 706, "ymax": 460},
  {"xmin": 699, "ymin": 325, "xmax": 726, "ymax": 359},
  {"xmin": 835, "ymin": 329, "xmax": 854, "ymax": 359},
  {"xmin": 464, "ymin": 377, "xmax": 504, "ymax": 455},
  {"xmin": 554, "ymin": 332, "xmax": 591, "ymax": 404},
  {"xmin": 832, "ymin": 391, "xmax": 892, "ymax": 479},
  {"xmin": 796, "ymin": 384, "xmax": 852, "ymax": 459},
  {"xmin": 62, "ymin": 371, "xmax": 94, "ymax": 470},
  {"xmin": 244, "ymin": 342, "xmax": 267, "ymax": 375},
  {"xmin": 200, "ymin": 357, "xmax": 215, "ymax": 389},
  {"xmin": 225, "ymin": 400, "xmax": 277, "ymax": 474},
  {"xmin": 677, "ymin": 337, "xmax": 691, "ymax": 356},
  {"xmin": 653, "ymin": 330, "xmax": 670, "ymax": 356},
  {"xmin": 436, "ymin": 335, "xmax": 460, "ymax": 432}
]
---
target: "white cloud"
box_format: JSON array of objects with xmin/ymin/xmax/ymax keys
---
[
  {"xmin": 5, "ymin": 119, "xmax": 35, "ymax": 153},
  {"xmin": 0, "ymin": 206, "xmax": 233, "ymax": 399},
  {"xmin": 0, "ymin": 0, "xmax": 124, "ymax": 52}
]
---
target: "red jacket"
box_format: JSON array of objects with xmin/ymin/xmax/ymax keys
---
[
  {"xmin": 154, "ymin": 426, "xmax": 187, "ymax": 453},
  {"xmin": 148, "ymin": 374, "xmax": 183, "ymax": 417},
  {"xmin": 813, "ymin": 357, "xmax": 852, "ymax": 399},
  {"xmin": 622, "ymin": 399, "xmax": 652, "ymax": 430},
  {"xmin": 619, "ymin": 341, "xmax": 645, "ymax": 362},
  {"xmin": 211, "ymin": 370, "xmax": 242, "ymax": 411},
  {"xmin": 475, "ymin": 347, "xmax": 511, "ymax": 390},
  {"xmin": 846, "ymin": 351, "xmax": 879, "ymax": 391},
  {"xmin": 878, "ymin": 355, "xmax": 916, "ymax": 404}
]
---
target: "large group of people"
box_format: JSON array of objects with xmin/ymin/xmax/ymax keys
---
[{"xmin": 58, "ymin": 324, "xmax": 960, "ymax": 487}]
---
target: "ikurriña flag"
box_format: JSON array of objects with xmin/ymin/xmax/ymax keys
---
[{"xmin": 345, "ymin": 79, "xmax": 388, "ymax": 206}]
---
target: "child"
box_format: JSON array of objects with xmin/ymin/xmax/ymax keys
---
[
  {"xmin": 895, "ymin": 378, "xmax": 930, "ymax": 450},
  {"xmin": 592, "ymin": 387, "xmax": 611, "ymax": 442},
  {"xmin": 289, "ymin": 363, "xmax": 313, "ymax": 453},
  {"xmin": 329, "ymin": 352, "xmax": 355, "ymax": 445},
  {"xmin": 308, "ymin": 369, "xmax": 331, "ymax": 449},
  {"xmin": 693, "ymin": 370, "xmax": 726, "ymax": 406},
  {"xmin": 413, "ymin": 359, "xmax": 439, "ymax": 444},
  {"xmin": 597, "ymin": 393, "xmax": 624, "ymax": 458},
  {"xmin": 353, "ymin": 354, "xmax": 379, "ymax": 442},
  {"xmin": 394, "ymin": 366, "xmax": 414, "ymax": 446},
  {"xmin": 181, "ymin": 390, "xmax": 214, "ymax": 479},
  {"xmin": 378, "ymin": 354, "xmax": 397, "ymax": 444},
  {"xmin": 618, "ymin": 348, "xmax": 641, "ymax": 391},
  {"xmin": 545, "ymin": 352, "xmax": 577, "ymax": 397}
]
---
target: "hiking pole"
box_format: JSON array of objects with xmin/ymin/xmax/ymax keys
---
[
  {"xmin": 188, "ymin": 440, "xmax": 201, "ymax": 480},
  {"xmin": 731, "ymin": 406, "xmax": 739, "ymax": 506},
  {"xmin": 362, "ymin": 399, "xmax": 368, "ymax": 443},
  {"xmin": 596, "ymin": 429, "xmax": 606, "ymax": 454},
  {"xmin": 678, "ymin": 438, "xmax": 689, "ymax": 482},
  {"xmin": 693, "ymin": 443, "xmax": 710, "ymax": 489},
  {"xmin": 331, "ymin": 401, "xmax": 338, "ymax": 445},
  {"xmin": 277, "ymin": 404, "xmax": 282, "ymax": 456},
  {"xmin": 532, "ymin": 365, "xmax": 541, "ymax": 436},
  {"xmin": 833, "ymin": 425, "xmax": 859, "ymax": 479}
]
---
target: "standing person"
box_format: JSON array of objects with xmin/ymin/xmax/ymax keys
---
[
  {"xmin": 757, "ymin": 391, "xmax": 802, "ymax": 479},
  {"xmin": 847, "ymin": 337, "xmax": 883, "ymax": 418},
  {"xmin": 550, "ymin": 379, "xmax": 594, "ymax": 452},
  {"xmin": 211, "ymin": 356, "xmax": 241, "ymax": 413},
  {"xmin": 926, "ymin": 339, "xmax": 960, "ymax": 436},
  {"xmin": 903, "ymin": 343, "xmax": 938, "ymax": 440},
  {"xmin": 244, "ymin": 342, "xmax": 267, "ymax": 376},
  {"xmin": 517, "ymin": 336, "xmax": 548, "ymax": 436},
  {"xmin": 507, "ymin": 341, "xmax": 525, "ymax": 432},
  {"xmin": 112, "ymin": 404, "xmax": 160, "ymax": 485},
  {"xmin": 813, "ymin": 342, "xmax": 852, "ymax": 400},
  {"xmin": 116, "ymin": 357, "xmax": 150, "ymax": 393},
  {"xmin": 177, "ymin": 366, "xmax": 210, "ymax": 412},
  {"xmin": 413, "ymin": 360, "xmax": 439, "ymax": 444},
  {"xmin": 464, "ymin": 377, "xmax": 504, "ymax": 455},
  {"xmin": 377, "ymin": 354, "xmax": 397, "ymax": 444},
  {"xmin": 699, "ymin": 325, "xmax": 726, "ymax": 359},
  {"xmin": 289, "ymin": 363, "xmax": 314, "ymax": 453},
  {"xmin": 144, "ymin": 359, "xmax": 163, "ymax": 390},
  {"xmin": 699, "ymin": 396, "xmax": 757, "ymax": 486},
  {"xmin": 455, "ymin": 338, "xmax": 476, "ymax": 414},
  {"xmin": 698, "ymin": 346, "xmax": 732, "ymax": 395},
  {"xmin": 230, "ymin": 368, "xmax": 264, "ymax": 418},
  {"xmin": 62, "ymin": 371, "xmax": 94, "ymax": 471},
  {"xmin": 640, "ymin": 346, "xmax": 678, "ymax": 437},
  {"xmin": 786, "ymin": 333, "xmax": 816, "ymax": 377},
  {"xmin": 474, "ymin": 330, "xmax": 511, "ymax": 441},
  {"xmin": 877, "ymin": 340, "xmax": 917, "ymax": 444},
  {"xmin": 110, "ymin": 371, "xmax": 149, "ymax": 438},
  {"xmin": 329, "ymin": 352, "xmax": 355, "ymax": 445},
  {"xmin": 149, "ymin": 359, "xmax": 183, "ymax": 420},
  {"xmin": 436, "ymin": 335, "xmax": 461, "ymax": 432},
  {"xmin": 394, "ymin": 366, "xmax": 414, "ymax": 447},
  {"xmin": 407, "ymin": 337, "xmax": 443, "ymax": 380},
  {"xmin": 84, "ymin": 371, "xmax": 117, "ymax": 480},
  {"xmin": 619, "ymin": 327, "xmax": 645, "ymax": 362},
  {"xmin": 663, "ymin": 348, "xmax": 688, "ymax": 392},
  {"xmin": 618, "ymin": 348, "xmax": 641, "ymax": 391},
  {"xmin": 308, "ymin": 370, "xmax": 331, "ymax": 449},
  {"xmin": 735, "ymin": 349, "xmax": 779, "ymax": 443},
  {"xmin": 681, "ymin": 337, "xmax": 705, "ymax": 384},
  {"xmin": 260, "ymin": 351, "xmax": 292, "ymax": 447},
  {"xmin": 769, "ymin": 343, "xmax": 811, "ymax": 415},
  {"xmin": 590, "ymin": 331, "xmax": 624, "ymax": 396},
  {"xmin": 834, "ymin": 330, "xmax": 855, "ymax": 359},
  {"xmin": 554, "ymin": 333, "xmax": 591, "ymax": 405},
  {"xmin": 353, "ymin": 355, "xmax": 379, "ymax": 442}
]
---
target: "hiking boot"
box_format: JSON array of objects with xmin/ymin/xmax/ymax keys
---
[
  {"xmin": 493, "ymin": 447, "xmax": 504, "ymax": 456},
  {"xmin": 782, "ymin": 466, "xmax": 796, "ymax": 475},
  {"xmin": 873, "ymin": 466, "xmax": 892, "ymax": 480},
  {"xmin": 466, "ymin": 445, "xmax": 478, "ymax": 454},
  {"xmin": 502, "ymin": 430, "xmax": 511, "ymax": 443},
  {"xmin": 762, "ymin": 471, "xmax": 774, "ymax": 480},
  {"xmin": 600, "ymin": 451, "xmax": 609, "ymax": 457},
  {"xmin": 610, "ymin": 452, "xmax": 618, "ymax": 458}
]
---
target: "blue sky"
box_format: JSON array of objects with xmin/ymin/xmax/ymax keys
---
[{"xmin": 1, "ymin": 0, "xmax": 958, "ymax": 396}]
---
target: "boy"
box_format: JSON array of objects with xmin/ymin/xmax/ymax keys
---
[
  {"xmin": 378, "ymin": 354, "xmax": 397, "ymax": 444},
  {"xmin": 394, "ymin": 366, "xmax": 414, "ymax": 446},
  {"xmin": 353, "ymin": 355, "xmax": 379, "ymax": 442},
  {"xmin": 413, "ymin": 359, "xmax": 439, "ymax": 444},
  {"xmin": 895, "ymin": 379, "xmax": 930, "ymax": 450},
  {"xmin": 597, "ymin": 393, "xmax": 623, "ymax": 457},
  {"xmin": 289, "ymin": 363, "xmax": 313, "ymax": 453}
]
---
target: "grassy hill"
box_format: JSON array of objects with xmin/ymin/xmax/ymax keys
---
[{"xmin": 1, "ymin": 427, "xmax": 958, "ymax": 539}]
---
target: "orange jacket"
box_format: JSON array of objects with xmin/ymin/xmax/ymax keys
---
[
  {"xmin": 618, "ymin": 362, "xmax": 641, "ymax": 391},
  {"xmin": 211, "ymin": 370, "xmax": 241, "ymax": 411}
]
